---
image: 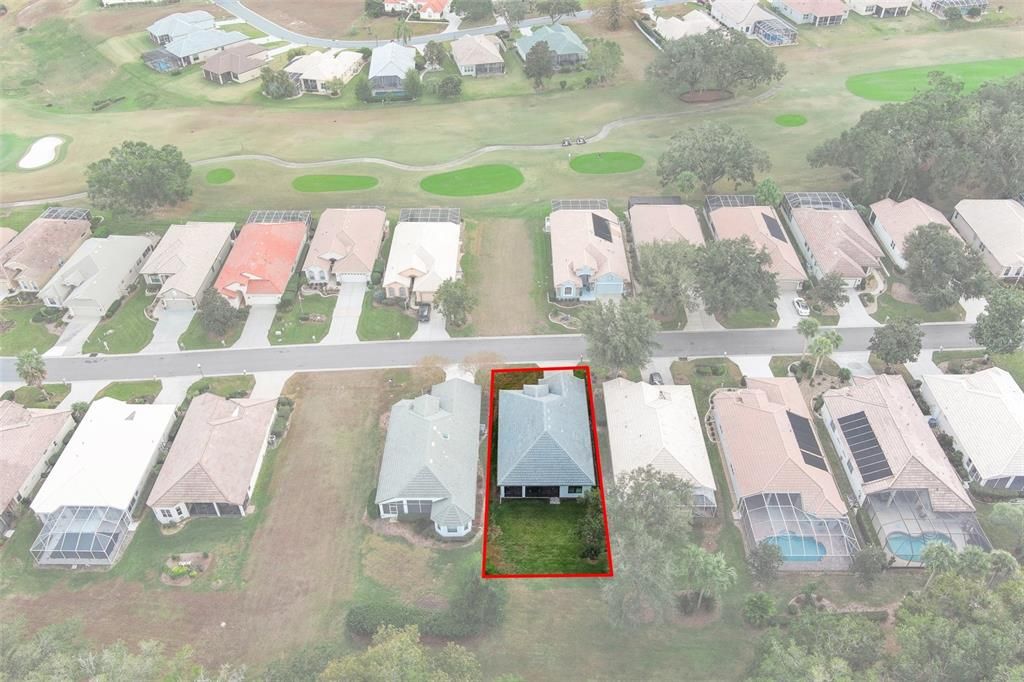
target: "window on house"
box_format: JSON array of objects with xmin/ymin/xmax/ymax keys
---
[
  {"xmin": 1004, "ymin": 267, "xmax": 1013, "ymax": 277},
  {"xmin": 846, "ymin": 459, "xmax": 853, "ymax": 474},
  {"xmin": 568, "ymin": 486, "xmax": 583, "ymax": 494},
  {"xmin": 160, "ymin": 509, "xmax": 173, "ymax": 518},
  {"xmin": 563, "ymin": 286, "xmax": 573, "ymax": 296},
  {"xmin": 384, "ymin": 502, "xmax": 401, "ymax": 515}
]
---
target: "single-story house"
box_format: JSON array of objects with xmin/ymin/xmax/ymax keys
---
[
  {"xmin": 770, "ymin": 0, "xmax": 848, "ymax": 25},
  {"xmin": 916, "ymin": 0, "xmax": 987, "ymax": 17},
  {"xmin": 781, "ymin": 192, "xmax": 883, "ymax": 287},
  {"xmin": 0, "ymin": 227, "xmax": 16, "ymax": 251},
  {"xmin": 654, "ymin": 11, "xmax": 720, "ymax": 40},
  {"xmin": 375, "ymin": 378, "xmax": 482, "ymax": 537},
  {"xmin": 285, "ymin": 50, "xmax": 364, "ymax": 93},
  {"xmin": 847, "ymin": 0, "xmax": 912, "ymax": 17},
  {"xmin": 382, "ymin": 216, "xmax": 461, "ymax": 305},
  {"xmin": 497, "ymin": 371, "xmax": 596, "ymax": 500},
  {"xmin": 368, "ymin": 42, "xmax": 417, "ymax": 96},
  {"xmin": 147, "ymin": 393, "xmax": 278, "ymax": 524},
  {"xmin": 711, "ymin": 377, "xmax": 858, "ymax": 569},
  {"xmin": 710, "ymin": 0, "xmax": 798, "ymax": 46},
  {"xmin": 921, "ymin": 368, "xmax": 1024, "ymax": 492},
  {"xmin": 304, "ymin": 208, "xmax": 387, "ymax": 288},
  {"xmin": 515, "ymin": 24, "xmax": 588, "ymax": 66},
  {"xmin": 215, "ymin": 221, "xmax": 307, "ymax": 308},
  {"xmin": 202, "ymin": 42, "xmax": 268, "ymax": 84},
  {"xmin": 451, "ymin": 34, "xmax": 505, "ymax": 77},
  {"xmin": 549, "ymin": 203, "xmax": 631, "ymax": 301},
  {"xmin": 140, "ymin": 221, "xmax": 235, "ymax": 310},
  {"xmin": 950, "ymin": 199, "xmax": 1024, "ymax": 282},
  {"xmin": 821, "ymin": 376, "xmax": 987, "ymax": 566},
  {"xmin": 868, "ymin": 197, "xmax": 955, "ymax": 271},
  {"xmin": 603, "ymin": 378, "xmax": 717, "ymax": 514},
  {"xmin": 0, "ymin": 401, "xmax": 74, "ymax": 535},
  {"xmin": 37, "ymin": 235, "xmax": 154, "ymax": 317},
  {"xmin": 29, "ymin": 398, "xmax": 176, "ymax": 566},
  {"xmin": 0, "ymin": 208, "xmax": 92, "ymax": 297},
  {"xmin": 628, "ymin": 197, "xmax": 705, "ymax": 246},
  {"xmin": 706, "ymin": 195, "xmax": 807, "ymax": 291},
  {"xmin": 164, "ymin": 28, "xmax": 248, "ymax": 68},
  {"xmin": 383, "ymin": 0, "xmax": 452, "ymax": 20},
  {"xmin": 147, "ymin": 10, "xmax": 214, "ymax": 45}
]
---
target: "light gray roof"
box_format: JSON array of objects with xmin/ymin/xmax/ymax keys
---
[
  {"xmin": 369, "ymin": 41, "xmax": 417, "ymax": 80},
  {"xmin": 165, "ymin": 29, "xmax": 247, "ymax": 59},
  {"xmin": 375, "ymin": 379, "xmax": 482, "ymax": 527},
  {"xmin": 497, "ymin": 371, "xmax": 596, "ymax": 487},
  {"xmin": 147, "ymin": 10, "xmax": 214, "ymax": 39}
]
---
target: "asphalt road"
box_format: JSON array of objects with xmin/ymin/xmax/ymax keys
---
[{"xmin": 0, "ymin": 323, "xmax": 979, "ymax": 384}]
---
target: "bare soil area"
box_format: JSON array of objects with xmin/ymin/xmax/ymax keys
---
[
  {"xmin": 468, "ymin": 218, "xmax": 547, "ymax": 336},
  {"xmin": 245, "ymin": 0, "xmax": 366, "ymax": 39}
]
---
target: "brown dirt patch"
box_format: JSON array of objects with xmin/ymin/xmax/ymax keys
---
[
  {"xmin": 244, "ymin": 0, "xmax": 366, "ymax": 39},
  {"xmin": 467, "ymin": 218, "xmax": 546, "ymax": 336},
  {"xmin": 889, "ymin": 281, "xmax": 919, "ymax": 304},
  {"xmin": 361, "ymin": 534, "xmax": 452, "ymax": 607},
  {"xmin": 79, "ymin": 2, "xmax": 230, "ymax": 39},
  {"xmin": 15, "ymin": 0, "xmax": 75, "ymax": 28},
  {"xmin": 680, "ymin": 90, "xmax": 734, "ymax": 103}
]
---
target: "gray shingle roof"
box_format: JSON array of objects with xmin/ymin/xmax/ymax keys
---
[
  {"xmin": 375, "ymin": 379, "xmax": 482, "ymax": 526},
  {"xmin": 497, "ymin": 371, "xmax": 596, "ymax": 487}
]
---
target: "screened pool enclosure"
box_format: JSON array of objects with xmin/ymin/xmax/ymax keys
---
[
  {"xmin": 738, "ymin": 493, "xmax": 859, "ymax": 570},
  {"xmin": 30, "ymin": 506, "xmax": 132, "ymax": 566}
]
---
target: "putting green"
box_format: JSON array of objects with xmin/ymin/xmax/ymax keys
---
[
  {"xmin": 205, "ymin": 168, "xmax": 235, "ymax": 185},
  {"xmin": 292, "ymin": 174, "xmax": 379, "ymax": 192},
  {"xmin": 774, "ymin": 114, "xmax": 807, "ymax": 127},
  {"xmin": 846, "ymin": 57, "xmax": 1024, "ymax": 102},
  {"xmin": 569, "ymin": 152, "xmax": 644, "ymax": 174},
  {"xmin": 419, "ymin": 164, "xmax": 524, "ymax": 197}
]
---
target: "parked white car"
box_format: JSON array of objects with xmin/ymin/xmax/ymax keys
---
[{"xmin": 792, "ymin": 297, "xmax": 811, "ymax": 317}]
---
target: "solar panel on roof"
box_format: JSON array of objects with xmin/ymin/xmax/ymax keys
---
[
  {"xmin": 592, "ymin": 214, "xmax": 613, "ymax": 242},
  {"xmin": 787, "ymin": 411, "xmax": 827, "ymax": 472},
  {"xmin": 836, "ymin": 411, "xmax": 893, "ymax": 483},
  {"xmin": 763, "ymin": 213, "xmax": 787, "ymax": 242}
]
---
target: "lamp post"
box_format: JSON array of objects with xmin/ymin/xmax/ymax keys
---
[{"xmin": 197, "ymin": 363, "xmax": 204, "ymax": 378}]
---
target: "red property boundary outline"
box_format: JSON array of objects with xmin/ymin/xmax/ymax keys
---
[{"xmin": 480, "ymin": 365, "xmax": 615, "ymax": 579}]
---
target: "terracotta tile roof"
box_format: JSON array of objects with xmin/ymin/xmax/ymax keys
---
[
  {"xmin": 148, "ymin": 394, "xmax": 277, "ymax": 508},
  {"xmin": 869, "ymin": 197, "xmax": 955, "ymax": 253},
  {"xmin": 709, "ymin": 205, "xmax": 807, "ymax": 283},
  {"xmin": 713, "ymin": 378, "xmax": 847, "ymax": 517},
  {"xmin": 550, "ymin": 208, "xmax": 631, "ymax": 290},
  {"xmin": 823, "ymin": 375, "xmax": 974, "ymax": 512},
  {"xmin": 791, "ymin": 207, "xmax": 883, "ymax": 279},
  {"xmin": 451, "ymin": 34, "xmax": 503, "ymax": 67},
  {"xmin": 628, "ymin": 203, "xmax": 705, "ymax": 246},
  {"xmin": 419, "ymin": 0, "xmax": 451, "ymax": 13},
  {"xmin": 203, "ymin": 42, "xmax": 266, "ymax": 76},
  {"xmin": 215, "ymin": 222, "xmax": 306, "ymax": 301},
  {"xmin": 303, "ymin": 208, "xmax": 386, "ymax": 276},
  {"xmin": 0, "ymin": 401, "xmax": 72, "ymax": 515}
]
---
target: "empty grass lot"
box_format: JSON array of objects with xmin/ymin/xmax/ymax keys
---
[
  {"xmin": 846, "ymin": 56, "xmax": 1024, "ymax": 101},
  {"xmin": 205, "ymin": 168, "xmax": 235, "ymax": 184},
  {"xmin": 419, "ymin": 164, "xmax": 525, "ymax": 197},
  {"xmin": 291, "ymin": 174, "xmax": 379, "ymax": 192},
  {"xmin": 569, "ymin": 152, "xmax": 645, "ymax": 174},
  {"xmin": 717, "ymin": 306, "xmax": 780, "ymax": 329},
  {"xmin": 95, "ymin": 380, "xmax": 162, "ymax": 402},
  {"xmin": 356, "ymin": 292, "xmax": 417, "ymax": 341},
  {"xmin": 12, "ymin": 384, "xmax": 70, "ymax": 408},
  {"xmin": 485, "ymin": 500, "xmax": 608, "ymax": 575},
  {"xmin": 0, "ymin": 304, "xmax": 58, "ymax": 355},
  {"xmin": 187, "ymin": 374, "xmax": 256, "ymax": 399},
  {"xmin": 871, "ymin": 293, "xmax": 965, "ymax": 323},
  {"xmin": 268, "ymin": 293, "xmax": 337, "ymax": 344},
  {"xmin": 81, "ymin": 290, "xmax": 156, "ymax": 354}
]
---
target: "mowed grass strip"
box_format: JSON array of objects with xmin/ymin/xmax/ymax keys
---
[
  {"xmin": 0, "ymin": 133, "xmax": 34, "ymax": 172},
  {"xmin": 774, "ymin": 114, "xmax": 807, "ymax": 127},
  {"xmin": 419, "ymin": 164, "xmax": 525, "ymax": 196},
  {"xmin": 95, "ymin": 380, "xmax": 163, "ymax": 403},
  {"xmin": 0, "ymin": 304, "xmax": 58, "ymax": 356},
  {"xmin": 569, "ymin": 152, "xmax": 644, "ymax": 174},
  {"xmin": 205, "ymin": 168, "xmax": 235, "ymax": 185},
  {"xmin": 486, "ymin": 500, "xmax": 608, "ymax": 575},
  {"xmin": 81, "ymin": 289, "xmax": 156, "ymax": 354},
  {"xmin": 846, "ymin": 57, "xmax": 1024, "ymax": 101},
  {"xmin": 292, "ymin": 174, "xmax": 379, "ymax": 192}
]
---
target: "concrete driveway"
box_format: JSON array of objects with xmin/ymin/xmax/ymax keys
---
[
  {"xmin": 641, "ymin": 356, "xmax": 677, "ymax": 385},
  {"xmin": 961, "ymin": 296, "xmax": 987, "ymax": 323},
  {"xmin": 776, "ymin": 293, "xmax": 805, "ymax": 330},
  {"xmin": 731, "ymin": 354, "xmax": 775, "ymax": 379},
  {"xmin": 837, "ymin": 294, "xmax": 879, "ymax": 328},
  {"xmin": 44, "ymin": 313, "xmax": 102, "ymax": 357},
  {"xmin": 684, "ymin": 302, "xmax": 724, "ymax": 332},
  {"xmin": 833, "ymin": 351, "xmax": 875, "ymax": 377},
  {"xmin": 237, "ymin": 305, "xmax": 277, "ymax": 348},
  {"xmin": 144, "ymin": 309, "xmax": 195, "ymax": 354},
  {"xmin": 411, "ymin": 309, "xmax": 450, "ymax": 341},
  {"xmin": 321, "ymin": 284, "xmax": 364, "ymax": 344}
]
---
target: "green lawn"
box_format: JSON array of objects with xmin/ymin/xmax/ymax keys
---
[
  {"xmin": 811, "ymin": 310, "xmax": 841, "ymax": 326},
  {"xmin": 95, "ymin": 380, "xmax": 162, "ymax": 403},
  {"xmin": 0, "ymin": 304, "xmax": 59, "ymax": 356},
  {"xmin": 846, "ymin": 57, "xmax": 1024, "ymax": 101},
  {"xmin": 81, "ymin": 290, "xmax": 156, "ymax": 354},
  {"xmin": 268, "ymin": 293, "xmax": 337, "ymax": 344},
  {"xmin": 931, "ymin": 349, "xmax": 1024, "ymax": 389},
  {"xmin": 232, "ymin": 23, "xmax": 268, "ymax": 39},
  {"xmin": 187, "ymin": 374, "xmax": 256, "ymax": 399},
  {"xmin": 12, "ymin": 384, "xmax": 70, "ymax": 409},
  {"xmin": 356, "ymin": 292, "xmax": 417, "ymax": 341},
  {"xmin": 769, "ymin": 354, "xmax": 842, "ymax": 378},
  {"xmin": 717, "ymin": 306, "xmax": 780, "ymax": 329},
  {"xmin": 178, "ymin": 308, "xmax": 248, "ymax": 350},
  {"xmin": 419, "ymin": 164, "xmax": 525, "ymax": 196},
  {"xmin": 569, "ymin": 152, "xmax": 645, "ymax": 174},
  {"xmin": 291, "ymin": 174, "xmax": 379, "ymax": 192},
  {"xmin": 871, "ymin": 293, "xmax": 965, "ymax": 323},
  {"xmin": 774, "ymin": 113, "xmax": 807, "ymax": 127},
  {"xmin": 485, "ymin": 499, "xmax": 608, "ymax": 575},
  {"xmin": 0, "ymin": 132, "xmax": 34, "ymax": 172},
  {"xmin": 205, "ymin": 168, "xmax": 235, "ymax": 184}
]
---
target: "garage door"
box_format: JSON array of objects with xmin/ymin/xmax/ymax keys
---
[
  {"xmin": 160, "ymin": 296, "xmax": 196, "ymax": 311},
  {"xmin": 338, "ymin": 273, "xmax": 369, "ymax": 283}
]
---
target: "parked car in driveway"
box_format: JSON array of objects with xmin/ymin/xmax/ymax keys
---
[
  {"xmin": 418, "ymin": 303, "xmax": 431, "ymax": 323},
  {"xmin": 649, "ymin": 372, "xmax": 664, "ymax": 385},
  {"xmin": 792, "ymin": 297, "xmax": 811, "ymax": 317}
]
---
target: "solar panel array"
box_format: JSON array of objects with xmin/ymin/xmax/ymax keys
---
[
  {"xmin": 784, "ymin": 192, "xmax": 855, "ymax": 212},
  {"xmin": 763, "ymin": 213, "xmax": 788, "ymax": 242},
  {"xmin": 399, "ymin": 207, "xmax": 461, "ymax": 224},
  {"xmin": 787, "ymin": 411, "xmax": 827, "ymax": 472},
  {"xmin": 246, "ymin": 210, "xmax": 313, "ymax": 227},
  {"xmin": 705, "ymin": 194, "xmax": 758, "ymax": 211},
  {"xmin": 592, "ymin": 214, "xmax": 613, "ymax": 243},
  {"xmin": 836, "ymin": 411, "xmax": 893, "ymax": 482},
  {"xmin": 40, "ymin": 207, "xmax": 91, "ymax": 221},
  {"xmin": 551, "ymin": 199, "xmax": 608, "ymax": 212}
]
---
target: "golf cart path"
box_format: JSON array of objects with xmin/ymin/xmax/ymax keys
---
[{"xmin": 0, "ymin": 88, "xmax": 780, "ymax": 207}]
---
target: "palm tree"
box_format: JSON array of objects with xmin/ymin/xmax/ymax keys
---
[
  {"xmin": 686, "ymin": 547, "xmax": 737, "ymax": 611},
  {"xmin": 921, "ymin": 541, "xmax": 957, "ymax": 587},
  {"xmin": 957, "ymin": 545, "xmax": 991, "ymax": 581},
  {"xmin": 16, "ymin": 349, "xmax": 48, "ymax": 398},
  {"xmin": 796, "ymin": 318, "xmax": 819, "ymax": 361},
  {"xmin": 809, "ymin": 330, "xmax": 843, "ymax": 379},
  {"xmin": 987, "ymin": 549, "xmax": 1019, "ymax": 587},
  {"xmin": 395, "ymin": 17, "xmax": 412, "ymax": 44}
]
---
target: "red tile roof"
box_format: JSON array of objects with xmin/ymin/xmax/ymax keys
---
[{"xmin": 215, "ymin": 222, "xmax": 306, "ymax": 302}]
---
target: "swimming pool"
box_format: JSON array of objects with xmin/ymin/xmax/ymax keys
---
[
  {"xmin": 765, "ymin": 533, "xmax": 827, "ymax": 561},
  {"xmin": 885, "ymin": 531, "xmax": 954, "ymax": 562}
]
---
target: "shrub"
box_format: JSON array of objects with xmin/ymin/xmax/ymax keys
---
[
  {"xmin": 286, "ymin": 47, "xmax": 307, "ymax": 61},
  {"xmin": 838, "ymin": 367, "xmax": 852, "ymax": 382},
  {"xmin": 367, "ymin": 487, "xmax": 380, "ymax": 519},
  {"xmin": 345, "ymin": 601, "xmax": 424, "ymax": 636},
  {"xmin": 859, "ymin": 292, "xmax": 874, "ymax": 304},
  {"xmin": 2, "ymin": 390, "xmax": 15, "ymax": 401},
  {"xmin": 743, "ymin": 593, "xmax": 777, "ymax": 628}
]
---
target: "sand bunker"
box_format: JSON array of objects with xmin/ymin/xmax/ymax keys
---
[{"xmin": 18, "ymin": 136, "xmax": 64, "ymax": 170}]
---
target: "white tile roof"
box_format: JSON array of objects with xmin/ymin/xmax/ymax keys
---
[
  {"xmin": 655, "ymin": 12, "xmax": 719, "ymax": 40},
  {"xmin": 383, "ymin": 221, "xmax": 460, "ymax": 296},
  {"xmin": 147, "ymin": 10, "xmax": 214, "ymax": 39},
  {"xmin": 165, "ymin": 29, "xmax": 248, "ymax": 59},
  {"xmin": 39, "ymin": 236, "xmax": 153, "ymax": 310},
  {"xmin": 285, "ymin": 50, "xmax": 363, "ymax": 83},
  {"xmin": 954, "ymin": 199, "xmax": 1024, "ymax": 269},
  {"xmin": 922, "ymin": 368, "xmax": 1024, "ymax": 481},
  {"xmin": 141, "ymin": 222, "xmax": 234, "ymax": 301},
  {"xmin": 369, "ymin": 41, "xmax": 416, "ymax": 80},
  {"xmin": 603, "ymin": 379, "xmax": 716, "ymax": 492}
]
